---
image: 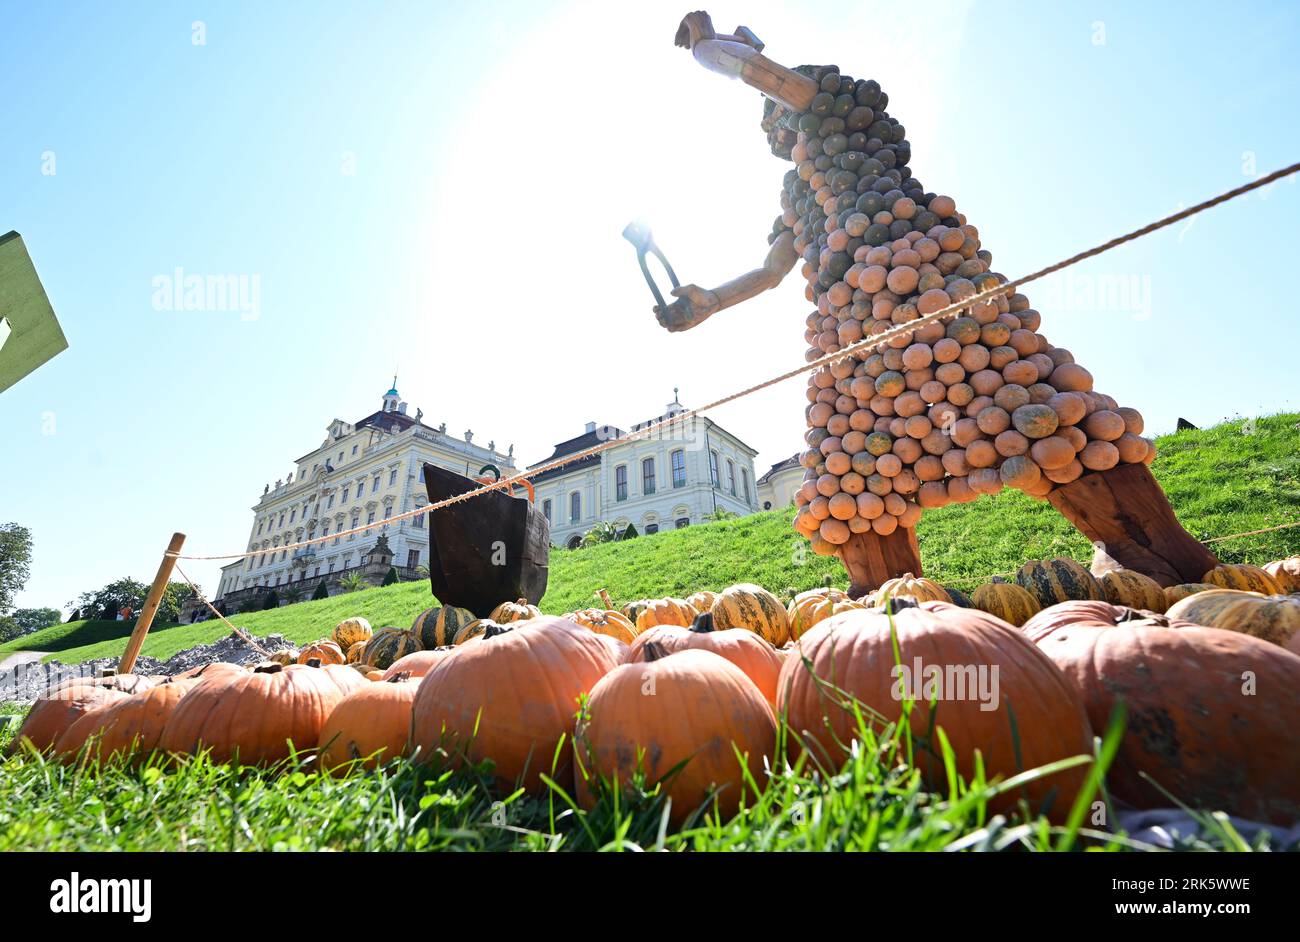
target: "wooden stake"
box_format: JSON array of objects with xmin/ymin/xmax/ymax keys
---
[{"xmin": 118, "ymin": 532, "xmax": 185, "ymax": 674}]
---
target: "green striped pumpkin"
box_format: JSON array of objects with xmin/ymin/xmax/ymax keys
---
[
  {"xmin": 711, "ymin": 583, "xmax": 790, "ymax": 645},
  {"xmin": 411, "ymin": 605, "xmax": 476, "ymax": 649},
  {"xmin": 364, "ymin": 627, "xmax": 421, "ymax": 670},
  {"xmin": 1015, "ymin": 558, "xmax": 1105, "ymax": 609}
]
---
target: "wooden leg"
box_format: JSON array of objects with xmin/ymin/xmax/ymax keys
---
[
  {"xmin": 838, "ymin": 526, "xmax": 923, "ymax": 598},
  {"xmin": 118, "ymin": 532, "xmax": 186, "ymax": 674},
  {"xmin": 1047, "ymin": 463, "xmax": 1218, "ymax": 587}
]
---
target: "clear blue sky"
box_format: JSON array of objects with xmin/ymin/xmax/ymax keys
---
[{"xmin": 3, "ymin": 0, "xmax": 1298, "ymax": 614}]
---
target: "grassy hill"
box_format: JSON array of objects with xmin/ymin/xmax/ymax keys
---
[{"xmin": 7, "ymin": 413, "xmax": 1298, "ymax": 667}]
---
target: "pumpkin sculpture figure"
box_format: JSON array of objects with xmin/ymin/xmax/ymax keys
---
[{"xmin": 654, "ymin": 11, "xmax": 1219, "ymax": 594}]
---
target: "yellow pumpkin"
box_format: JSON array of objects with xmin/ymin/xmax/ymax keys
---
[
  {"xmin": 635, "ymin": 597, "xmax": 698, "ymax": 633},
  {"xmin": 268, "ymin": 649, "xmax": 298, "ymax": 666},
  {"xmin": 1162, "ymin": 583, "xmax": 1215, "ymax": 608},
  {"xmin": 711, "ymin": 584, "xmax": 789, "ymax": 645},
  {"xmin": 872, "ymin": 573, "xmax": 950, "ymax": 605},
  {"xmin": 1167, "ymin": 590, "xmax": 1300, "ymax": 649},
  {"xmin": 1201, "ymin": 564, "xmax": 1285, "ymax": 596},
  {"xmin": 1015, "ymin": 557, "xmax": 1106, "ymax": 608},
  {"xmin": 345, "ymin": 640, "xmax": 369, "ymax": 664},
  {"xmin": 787, "ymin": 594, "xmax": 867, "ymax": 640},
  {"xmin": 971, "ymin": 577, "xmax": 1041, "ymax": 627},
  {"xmin": 566, "ymin": 608, "xmax": 637, "ymax": 644},
  {"xmin": 1262, "ymin": 557, "xmax": 1300, "ymax": 594},
  {"xmin": 298, "ymin": 640, "xmax": 346, "ymax": 665},
  {"xmin": 333, "ymin": 617, "xmax": 373, "ymax": 649},
  {"xmin": 1098, "ymin": 569, "xmax": 1167, "ymax": 613},
  {"xmin": 621, "ymin": 599, "xmax": 652, "ymax": 623},
  {"xmin": 490, "ymin": 598, "xmax": 542, "ymax": 623},
  {"xmin": 454, "ymin": 618, "xmax": 508, "ymax": 645}
]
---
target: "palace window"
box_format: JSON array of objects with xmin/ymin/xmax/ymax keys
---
[
  {"xmin": 341, "ymin": 487, "xmax": 349, "ymax": 503},
  {"xmin": 414, "ymin": 511, "xmax": 425, "ymax": 528},
  {"xmin": 383, "ymin": 505, "xmax": 392, "ymax": 519},
  {"xmin": 356, "ymin": 481, "xmax": 365, "ymax": 498},
  {"xmin": 289, "ymin": 510, "xmax": 296, "ymax": 524},
  {"xmin": 671, "ymin": 450, "xmax": 686, "ymax": 488},
  {"xmin": 256, "ymin": 521, "xmax": 263, "ymax": 535},
  {"xmin": 352, "ymin": 445, "xmax": 358, "ymax": 455},
  {"xmin": 710, "ymin": 451, "xmax": 720, "ymax": 488},
  {"xmin": 389, "ymin": 469, "xmax": 398, "ymax": 486},
  {"xmin": 278, "ymin": 513, "xmax": 285, "ymax": 528},
  {"xmin": 742, "ymin": 468, "xmax": 751, "ymax": 502},
  {"xmin": 322, "ymin": 523, "xmax": 330, "ymax": 537},
  {"xmin": 327, "ymin": 495, "xmax": 334, "ymax": 509},
  {"xmin": 675, "ymin": 517, "xmax": 690, "ymax": 529},
  {"xmin": 407, "ymin": 549, "xmax": 420, "ymax": 569},
  {"xmin": 542, "ymin": 498, "xmax": 552, "ymax": 522},
  {"xmin": 642, "ymin": 458, "xmax": 655, "ymax": 495},
  {"xmin": 570, "ymin": 491, "xmax": 581, "ymax": 523},
  {"xmin": 367, "ymin": 511, "xmax": 376, "ymax": 525},
  {"xmin": 615, "ymin": 465, "xmax": 627, "ymax": 502},
  {"xmin": 338, "ymin": 452, "xmax": 344, "ymax": 463},
  {"xmin": 727, "ymin": 459, "xmax": 736, "ymax": 495},
  {"xmin": 646, "ymin": 523, "xmax": 659, "ymax": 534},
  {"xmin": 373, "ymin": 474, "xmax": 381, "ymax": 492}
]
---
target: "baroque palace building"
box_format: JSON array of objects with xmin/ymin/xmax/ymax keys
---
[
  {"xmin": 213, "ymin": 382, "xmax": 515, "ymax": 612},
  {"xmin": 213, "ymin": 385, "xmax": 763, "ymax": 613},
  {"xmin": 529, "ymin": 393, "xmax": 760, "ymax": 549}
]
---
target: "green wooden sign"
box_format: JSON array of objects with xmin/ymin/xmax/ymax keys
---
[{"xmin": 0, "ymin": 231, "xmax": 68, "ymax": 393}]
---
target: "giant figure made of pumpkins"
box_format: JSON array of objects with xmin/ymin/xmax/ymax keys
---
[{"xmin": 654, "ymin": 11, "xmax": 1219, "ymax": 597}]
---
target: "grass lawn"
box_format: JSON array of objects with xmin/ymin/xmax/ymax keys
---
[{"xmin": 7, "ymin": 413, "xmax": 1298, "ymax": 668}]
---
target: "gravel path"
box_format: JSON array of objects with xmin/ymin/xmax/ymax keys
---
[{"xmin": 0, "ymin": 632, "xmax": 296, "ymax": 703}]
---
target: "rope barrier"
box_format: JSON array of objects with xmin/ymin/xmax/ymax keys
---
[
  {"xmin": 174, "ymin": 160, "xmax": 1300, "ymax": 564},
  {"xmin": 1203, "ymin": 520, "xmax": 1300, "ymax": 544},
  {"xmin": 175, "ymin": 563, "xmax": 271, "ymax": 657}
]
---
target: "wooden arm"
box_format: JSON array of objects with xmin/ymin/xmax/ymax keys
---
[
  {"xmin": 656, "ymin": 231, "xmax": 798, "ymax": 332},
  {"xmin": 675, "ymin": 11, "xmax": 818, "ymax": 111}
]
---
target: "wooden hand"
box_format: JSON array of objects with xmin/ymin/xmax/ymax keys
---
[{"xmin": 655, "ymin": 284, "xmax": 720, "ymax": 332}]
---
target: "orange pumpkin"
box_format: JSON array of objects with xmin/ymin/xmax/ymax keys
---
[
  {"xmin": 779, "ymin": 603, "xmax": 1093, "ymax": 821},
  {"xmin": 635, "ymin": 597, "xmax": 698, "ymax": 633},
  {"xmin": 57, "ymin": 678, "xmax": 200, "ymax": 763},
  {"xmin": 490, "ymin": 598, "xmax": 542, "ymax": 623},
  {"xmin": 575, "ymin": 647, "xmax": 776, "ymax": 824},
  {"xmin": 786, "ymin": 593, "xmax": 867, "ymax": 640},
  {"xmin": 318, "ymin": 673, "xmax": 420, "ymax": 773},
  {"xmin": 871, "ymin": 572, "xmax": 950, "ymax": 605},
  {"xmin": 8, "ymin": 686, "xmax": 129, "ymax": 756},
  {"xmin": 159, "ymin": 662, "xmax": 367, "ymax": 765},
  {"xmin": 566, "ymin": 608, "xmax": 638, "ymax": 644},
  {"xmin": 1263, "ymin": 557, "xmax": 1300, "ymax": 594},
  {"xmin": 628, "ymin": 613, "xmax": 785, "ymax": 705},
  {"xmin": 381, "ymin": 648, "xmax": 455, "ymax": 680},
  {"xmin": 410, "ymin": 617, "xmax": 623, "ymax": 790},
  {"xmin": 1037, "ymin": 622, "xmax": 1300, "ymax": 823},
  {"xmin": 298, "ymin": 640, "xmax": 346, "ymax": 666}
]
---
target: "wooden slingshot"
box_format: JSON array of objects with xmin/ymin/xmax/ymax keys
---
[{"xmin": 656, "ymin": 10, "xmax": 1219, "ymax": 595}]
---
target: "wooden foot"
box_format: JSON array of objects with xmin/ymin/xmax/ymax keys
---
[
  {"xmin": 838, "ymin": 527, "xmax": 923, "ymax": 598},
  {"xmin": 1047, "ymin": 463, "xmax": 1219, "ymax": 587}
]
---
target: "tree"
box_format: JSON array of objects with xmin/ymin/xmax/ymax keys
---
[
  {"xmin": 382, "ymin": 566, "xmax": 399, "ymax": 586},
  {"xmin": 67, "ymin": 578, "xmax": 198, "ymax": 625},
  {"xmin": 262, "ymin": 590, "xmax": 280, "ymax": 610},
  {"xmin": 12, "ymin": 607, "xmax": 61, "ymax": 634},
  {"xmin": 0, "ymin": 616, "xmax": 21, "ymax": 643},
  {"xmin": 0, "ymin": 523, "xmax": 33, "ymax": 615},
  {"xmin": 311, "ymin": 580, "xmax": 330, "ymax": 601},
  {"xmin": 282, "ymin": 585, "xmax": 303, "ymax": 604},
  {"xmin": 580, "ymin": 521, "xmax": 619, "ymax": 547},
  {"xmin": 339, "ymin": 572, "xmax": 368, "ymax": 593},
  {"xmin": 704, "ymin": 509, "xmax": 739, "ymax": 522}
]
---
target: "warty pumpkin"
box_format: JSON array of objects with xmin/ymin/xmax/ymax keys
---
[
  {"xmin": 159, "ymin": 662, "xmax": 368, "ymax": 765},
  {"xmin": 628, "ymin": 612, "xmax": 785, "ymax": 705},
  {"xmin": 635, "ymin": 597, "xmax": 699, "ymax": 633},
  {"xmin": 490, "ymin": 598, "xmax": 542, "ymax": 623},
  {"xmin": 333, "ymin": 616, "xmax": 373, "ymax": 650},
  {"xmin": 1166, "ymin": 589, "xmax": 1300, "ymax": 650},
  {"xmin": 1098, "ymin": 569, "xmax": 1167, "ymax": 613},
  {"xmin": 566, "ymin": 608, "xmax": 638, "ymax": 645},
  {"xmin": 318, "ymin": 673, "xmax": 420, "ymax": 773},
  {"xmin": 778, "ymin": 604, "xmax": 1093, "ymax": 821},
  {"xmin": 412, "ymin": 605, "xmax": 476, "ymax": 649},
  {"xmin": 410, "ymin": 616, "xmax": 623, "ymax": 790},
  {"xmin": 1262, "ymin": 556, "xmax": 1300, "ymax": 594},
  {"xmin": 345, "ymin": 640, "xmax": 368, "ymax": 664},
  {"xmin": 787, "ymin": 593, "xmax": 868, "ymax": 640},
  {"xmin": 298, "ymin": 640, "xmax": 346, "ymax": 666},
  {"xmin": 1200, "ymin": 564, "xmax": 1285, "ymax": 596},
  {"xmin": 970, "ymin": 576, "xmax": 1040, "ymax": 626},
  {"xmin": 710, "ymin": 584, "xmax": 790, "ymax": 645},
  {"xmin": 575, "ymin": 646, "xmax": 776, "ymax": 825},
  {"xmin": 1036, "ymin": 622, "xmax": 1300, "ymax": 824},
  {"xmin": 363, "ymin": 627, "xmax": 421, "ymax": 669},
  {"xmin": 7, "ymin": 685, "xmax": 129, "ymax": 756},
  {"xmin": 1015, "ymin": 557, "xmax": 1105, "ymax": 608}
]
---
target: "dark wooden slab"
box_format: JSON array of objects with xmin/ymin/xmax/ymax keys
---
[
  {"xmin": 422, "ymin": 464, "xmax": 550, "ymax": 617},
  {"xmin": 1047, "ymin": 462, "xmax": 1219, "ymax": 587}
]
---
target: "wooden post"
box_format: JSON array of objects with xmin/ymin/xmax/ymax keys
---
[{"xmin": 118, "ymin": 532, "xmax": 185, "ymax": 674}]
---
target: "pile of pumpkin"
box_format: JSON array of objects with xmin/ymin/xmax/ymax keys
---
[
  {"xmin": 773, "ymin": 65, "xmax": 1155, "ymax": 553},
  {"xmin": 6, "ymin": 554, "xmax": 1299, "ymax": 828}
]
